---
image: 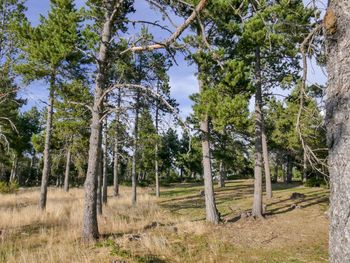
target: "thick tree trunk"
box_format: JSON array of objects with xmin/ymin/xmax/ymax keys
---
[
  {"xmin": 113, "ymin": 91, "xmax": 121, "ymax": 197},
  {"xmin": 198, "ymin": 65, "xmax": 220, "ymax": 224},
  {"xmin": 262, "ymin": 124, "xmax": 272, "ymax": 199},
  {"xmin": 218, "ymin": 161, "xmax": 225, "ymax": 188},
  {"xmin": 64, "ymin": 148, "xmax": 71, "ymax": 192},
  {"xmin": 252, "ymin": 47, "xmax": 264, "ymax": 218},
  {"xmin": 39, "ymin": 84, "xmax": 55, "ymax": 211},
  {"xmin": 325, "ymin": 2, "xmax": 350, "ymax": 261},
  {"xmin": 102, "ymin": 119, "xmax": 108, "ymax": 205},
  {"xmin": 131, "ymin": 95, "xmax": 140, "ymax": 205},
  {"xmin": 82, "ymin": 3, "xmax": 114, "ymax": 240}
]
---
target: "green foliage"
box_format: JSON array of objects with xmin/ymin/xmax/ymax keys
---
[{"xmin": 0, "ymin": 180, "xmax": 19, "ymax": 194}]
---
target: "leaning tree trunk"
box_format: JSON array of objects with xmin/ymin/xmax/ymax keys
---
[
  {"xmin": 262, "ymin": 123, "xmax": 272, "ymax": 199},
  {"xmin": 131, "ymin": 93, "xmax": 140, "ymax": 205},
  {"xmin": 64, "ymin": 148, "xmax": 71, "ymax": 192},
  {"xmin": 39, "ymin": 82, "xmax": 55, "ymax": 211},
  {"xmin": 198, "ymin": 65, "xmax": 220, "ymax": 224},
  {"xmin": 102, "ymin": 118, "xmax": 108, "ymax": 205},
  {"xmin": 82, "ymin": 5, "xmax": 114, "ymax": 241},
  {"xmin": 252, "ymin": 47, "xmax": 264, "ymax": 218},
  {"xmin": 113, "ymin": 91, "xmax": 121, "ymax": 197},
  {"xmin": 325, "ymin": 2, "xmax": 350, "ymax": 261}
]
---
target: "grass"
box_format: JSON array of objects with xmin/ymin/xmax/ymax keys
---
[{"xmin": 0, "ymin": 180, "xmax": 329, "ymax": 262}]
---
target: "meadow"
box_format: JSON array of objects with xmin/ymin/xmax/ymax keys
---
[{"xmin": 0, "ymin": 180, "xmax": 329, "ymax": 263}]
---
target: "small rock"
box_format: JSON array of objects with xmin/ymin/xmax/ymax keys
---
[
  {"xmin": 199, "ymin": 190, "xmax": 205, "ymax": 197},
  {"xmin": 290, "ymin": 203, "xmax": 301, "ymax": 209}
]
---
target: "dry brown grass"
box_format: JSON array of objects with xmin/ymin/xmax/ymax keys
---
[{"xmin": 0, "ymin": 180, "xmax": 329, "ymax": 263}]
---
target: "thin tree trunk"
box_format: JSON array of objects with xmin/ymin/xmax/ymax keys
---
[
  {"xmin": 155, "ymin": 87, "xmax": 160, "ymax": 198},
  {"xmin": 262, "ymin": 124, "xmax": 272, "ymax": 199},
  {"xmin": 131, "ymin": 94, "xmax": 140, "ymax": 205},
  {"xmin": 325, "ymin": 3, "xmax": 350, "ymax": 261},
  {"xmin": 10, "ymin": 155, "xmax": 18, "ymax": 183},
  {"xmin": 64, "ymin": 148, "xmax": 71, "ymax": 192},
  {"xmin": 286, "ymin": 156, "xmax": 292, "ymax": 183},
  {"xmin": 97, "ymin": 135, "xmax": 103, "ymax": 215},
  {"xmin": 252, "ymin": 46, "xmax": 263, "ymax": 218},
  {"xmin": 113, "ymin": 91, "xmax": 121, "ymax": 197},
  {"xmin": 302, "ymin": 150, "xmax": 307, "ymax": 183},
  {"xmin": 218, "ymin": 161, "xmax": 225, "ymax": 188},
  {"xmin": 39, "ymin": 82, "xmax": 55, "ymax": 211},
  {"xmin": 102, "ymin": 118, "xmax": 108, "ymax": 205},
  {"xmin": 273, "ymin": 164, "xmax": 278, "ymax": 183},
  {"xmin": 198, "ymin": 64, "xmax": 220, "ymax": 224}
]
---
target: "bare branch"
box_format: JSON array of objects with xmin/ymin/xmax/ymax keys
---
[{"xmin": 121, "ymin": 0, "xmax": 207, "ymax": 54}]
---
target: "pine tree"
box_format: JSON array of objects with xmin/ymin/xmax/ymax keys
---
[{"xmin": 17, "ymin": 0, "xmax": 81, "ymax": 210}]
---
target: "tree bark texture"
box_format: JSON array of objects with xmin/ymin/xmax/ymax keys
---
[
  {"xmin": 198, "ymin": 66, "xmax": 220, "ymax": 224},
  {"xmin": 252, "ymin": 47, "xmax": 263, "ymax": 217},
  {"xmin": 39, "ymin": 83, "xmax": 55, "ymax": 211},
  {"xmin": 218, "ymin": 160, "xmax": 225, "ymax": 188},
  {"xmin": 325, "ymin": 1, "xmax": 350, "ymax": 261},
  {"xmin": 113, "ymin": 91, "xmax": 121, "ymax": 197},
  {"xmin": 102, "ymin": 118, "xmax": 108, "ymax": 204}
]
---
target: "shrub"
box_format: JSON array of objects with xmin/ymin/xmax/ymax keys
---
[
  {"xmin": 0, "ymin": 180, "xmax": 19, "ymax": 194},
  {"xmin": 304, "ymin": 177, "xmax": 328, "ymax": 188}
]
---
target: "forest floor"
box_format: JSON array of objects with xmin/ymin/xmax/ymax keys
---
[{"xmin": 0, "ymin": 179, "xmax": 329, "ymax": 263}]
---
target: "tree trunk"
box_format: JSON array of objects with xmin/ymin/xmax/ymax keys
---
[
  {"xmin": 286, "ymin": 156, "xmax": 293, "ymax": 183},
  {"xmin": 9, "ymin": 155, "xmax": 19, "ymax": 183},
  {"xmin": 97, "ymin": 136, "xmax": 103, "ymax": 215},
  {"xmin": 131, "ymin": 94, "xmax": 140, "ymax": 205},
  {"xmin": 198, "ymin": 65, "xmax": 220, "ymax": 224},
  {"xmin": 102, "ymin": 118, "xmax": 108, "ymax": 205},
  {"xmin": 82, "ymin": 3, "xmax": 114, "ymax": 240},
  {"xmin": 218, "ymin": 161, "xmax": 225, "ymax": 188},
  {"xmin": 302, "ymin": 150, "xmax": 307, "ymax": 183},
  {"xmin": 252, "ymin": 47, "xmax": 263, "ymax": 218},
  {"xmin": 113, "ymin": 91, "xmax": 121, "ymax": 197},
  {"xmin": 155, "ymin": 89, "xmax": 160, "ymax": 198},
  {"xmin": 325, "ymin": 2, "xmax": 350, "ymax": 261},
  {"xmin": 64, "ymin": 148, "xmax": 71, "ymax": 192},
  {"xmin": 262, "ymin": 124, "xmax": 272, "ymax": 199},
  {"xmin": 39, "ymin": 83, "xmax": 55, "ymax": 211},
  {"xmin": 273, "ymin": 164, "xmax": 278, "ymax": 183}
]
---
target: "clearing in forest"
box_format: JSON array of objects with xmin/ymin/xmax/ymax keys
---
[{"xmin": 0, "ymin": 179, "xmax": 329, "ymax": 263}]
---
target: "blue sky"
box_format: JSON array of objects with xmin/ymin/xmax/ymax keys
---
[{"xmin": 20, "ymin": 0, "xmax": 327, "ymax": 118}]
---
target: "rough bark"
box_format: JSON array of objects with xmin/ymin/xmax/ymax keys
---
[
  {"xmin": 198, "ymin": 65, "xmax": 220, "ymax": 224},
  {"xmin": 102, "ymin": 118, "xmax": 108, "ymax": 205},
  {"xmin": 218, "ymin": 161, "xmax": 225, "ymax": 188},
  {"xmin": 39, "ymin": 83, "xmax": 55, "ymax": 211},
  {"xmin": 64, "ymin": 148, "xmax": 71, "ymax": 192},
  {"xmin": 113, "ymin": 91, "xmax": 121, "ymax": 197},
  {"xmin": 325, "ymin": 1, "xmax": 350, "ymax": 261},
  {"xmin": 262, "ymin": 124, "xmax": 272, "ymax": 199},
  {"xmin": 82, "ymin": 3, "xmax": 114, "ymax": 240},
  {"xmin": 131, "ymin": 93, "xmax": 140, "ymax": 205},
  {"xmin": 252, "ymin": 47, "xmax": 263, "ymax": 218}
]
